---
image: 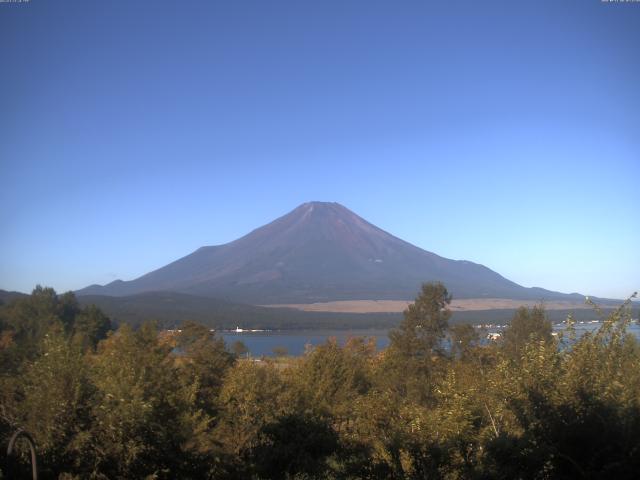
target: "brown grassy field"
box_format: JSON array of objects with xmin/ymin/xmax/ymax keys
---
[{"xmin": 263, "ymin": 298, "xmax": 592, "ymax": 313}]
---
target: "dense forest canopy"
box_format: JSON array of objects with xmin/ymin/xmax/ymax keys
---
[{"xmin": 1, "ymin": 284, "xmax": 639, "ymax": 479}]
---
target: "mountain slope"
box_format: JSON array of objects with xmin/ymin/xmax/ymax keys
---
[{"xmin": 77, "ymin": 202, "xmax": 584, "ymax": 304}]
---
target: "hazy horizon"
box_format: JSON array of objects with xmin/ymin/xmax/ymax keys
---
[{"xmin": 1, "ymin": 1, "xmax": 639, "ymax": 298}]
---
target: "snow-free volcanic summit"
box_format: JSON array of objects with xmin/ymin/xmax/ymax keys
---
[{"xmin": 77, "ymin": 202, "xmax": 584, "ymax": 304}]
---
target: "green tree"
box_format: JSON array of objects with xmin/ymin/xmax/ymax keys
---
[
  {"xmin": 501, "ymin": 305, "xmax": 553, "ymax": 360},
  {"xmin": 449, "ymin": 323, "xmax": 480, "ymax": 361},
  {"xmin": 389, "ymin": 282, "xmax": 452, "ymax": 357},
  {"xmin": 482, "ymin": 298, "xmax": 640, "ymax": 479},
  {"xmin": 0, "ymin": 287, "xmax": 111, "ymax": 369},
  {"xmin": 17, "ymin": 324, "xmax": 95, "ymax": 476},
  {"xmin": 249, "ymin": 413, "xmax": 340, "ymax": 479},
  {"xmin": 216, "ymin": 361, "xmax": 294, "ymax": 458},
  {"xmin": 88, "ymin": 322, "xmax": 197, "ymax": 478},
  {"xmin": 176, "ymin": 321, "xmax": 234, "ymax": 416},
  {"xmin": 1, "ymin": 286, "xmax": 66, "ymax": 364},
  {"xmin": 72, "ymin": 304, "xmax": 112, "ymax": 349},
  {"xmin": 384, "ymin": 282, "xmax": 452, "ymax": 401},
  {"xmin": 295, "ymin": 338, "xmax": 372, "ymax": 421}
]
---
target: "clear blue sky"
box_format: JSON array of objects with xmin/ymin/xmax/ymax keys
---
[{"xmin": 1, "ymin": 0, "xmax": 638, "ymax": 299}]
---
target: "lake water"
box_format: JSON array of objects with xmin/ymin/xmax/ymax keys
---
[
  {"xmin": 221, "ymin": 329, "xmax": 390, "ymax": 356},
  {"xmin": 221, "ymin": 321, "xmax": 640, "ymax": 357}
]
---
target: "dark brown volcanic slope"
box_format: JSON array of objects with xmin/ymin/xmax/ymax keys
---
[{"xmin": 77, "ymin": 202, "xmax": 584, "ymax": 304}]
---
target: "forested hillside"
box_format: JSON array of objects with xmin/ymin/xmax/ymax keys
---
[
  {"xmin": 1, "ymin": 285, "xmax": 639, "ymax": 479},
  {"xmin": 75, "ymin": 291, "xmax": 618, "ymax": 330}
]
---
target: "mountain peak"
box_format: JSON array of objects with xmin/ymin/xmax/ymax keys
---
[
  {"xmin": 291, "ymin": 201, "xmax": 351, "ymax": 217},
  {"xmin": 77, "ymin": 202, "xmax": 578, "ymax": 304},
  {"xmin": 262, "ymin": 201, "xmax": 386, "ymax": 248},
  {"xmin": 299, "ymin": 201, "xmax": 342, "ymax": 208}
]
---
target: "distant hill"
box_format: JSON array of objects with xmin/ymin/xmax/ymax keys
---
[
  {"xmin": 77, "ymin": 202, "xmax": 591, "ymax": 304},
  {"xmin": 0, "ymin": 289, "xmax": 27, "ymax": 305}
]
